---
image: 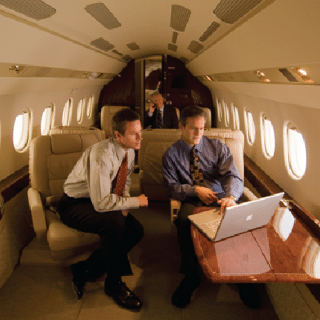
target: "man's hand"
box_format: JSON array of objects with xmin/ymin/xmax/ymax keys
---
[
  {"xmin": 137, "ymin": 194, "xmax": 148, "ymax": 207},
  {"xmin": 195, "ymin": 186, "xmax": 218, "ymax": 205},
  {"xmin": 217, "ymin": 197, "xmax": 237, "ymax": 215},
  {"xmin": 122, "ymin": 210, "xmax": 129, "ymax": 217},
  {"xmin": 148, "ymin": 102, "xmax": 156, "ymax": 114}
]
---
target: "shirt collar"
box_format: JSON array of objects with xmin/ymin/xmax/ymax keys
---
[
  {"xmin": 112, "ymin": 137, "xmax": 127, "ymax": 160},
  {"xmin": 179, "ymin": 137, "xmax": 204, "ymax": 153}
]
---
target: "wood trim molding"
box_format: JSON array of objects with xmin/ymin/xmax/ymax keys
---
[{"xmin": 0, "ymin": 166, "xmax": 29, "ymax": 208}]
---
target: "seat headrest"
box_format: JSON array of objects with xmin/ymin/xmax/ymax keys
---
[{"xmin": 50, "ymin": 134, "xmax": 82, "ymax": 154}]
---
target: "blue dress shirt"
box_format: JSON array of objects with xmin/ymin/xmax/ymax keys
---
[{"xmin": 162, "ymin": 136, "xmax": 244, "ymax": 203}]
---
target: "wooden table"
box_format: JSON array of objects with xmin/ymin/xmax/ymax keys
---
[{"xmin": 191, "ymin": 206, "xmax": 320, "ymax": 283}]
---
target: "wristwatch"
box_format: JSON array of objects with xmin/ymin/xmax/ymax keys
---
[{"xmin": 229, "ymin": 195, "xmax": 237, "ymax": 201}]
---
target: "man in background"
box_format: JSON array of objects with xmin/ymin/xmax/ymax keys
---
[{"xmin": 145, "ymin": 91, "xmax": 179, "ymax": 129}]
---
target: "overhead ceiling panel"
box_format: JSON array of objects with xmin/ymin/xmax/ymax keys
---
[
  {"xmin": 170, "ymin": 4, "xmax": 191, "ymax": 32},
  {"xmin": 199, "ymin": 22, "xmax": 220, "ymax": 42},
  {"xmin": 213, "ymin": 0, "xmax": 263, "ymax": 24},
  {"xmin": 85, "ymin": 3, "xmax": 121, "ymax": 30},
  {"xmin": 0, "ymin": 0, "xmax": 56, "ymax": 20},
  {"xmin": 90, "ymin": 38, "xmax": 115, "ymax": 52}
]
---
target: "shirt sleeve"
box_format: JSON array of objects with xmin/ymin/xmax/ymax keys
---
[
  {"xmin": 88, "ymin": 148, "xmax": 139, "ymax": 212},
  {"xmin": 162, "ymin": 150, "xmax": 197, "ymax": 201},
  {"xmin": 217, "ymin": 142, "xmax": 244, "ymax": 201}
]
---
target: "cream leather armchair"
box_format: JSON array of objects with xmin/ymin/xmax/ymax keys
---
[
  {"xmin": 27, "ymin": 132, "xmax": 101, "ymax": 260},
  {"xmin": 139, "ymin": 128, "xmax": 257, "ymax": 223}
]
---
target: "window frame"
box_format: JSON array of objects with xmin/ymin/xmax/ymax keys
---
[
  {"xmin": 260, "ymin": 113, "xmax": 275, "ymax": 159},
  {"xmin": 244, "ymin": 108, "xmax": 256, "ymax": 145},
  {"xmin": 62, "ymin": 98, "xmax": 73, "ymax": 126},
  {"xmin": 13, "ymin": 109, "xmax": 32, "ymax": 153},
  {"xmin": 283, "ymin": 122, "xmax": 307, "ymax": 180}
]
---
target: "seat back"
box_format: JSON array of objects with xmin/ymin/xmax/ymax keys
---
[
  {"xmin": 101, "ymin": 105, "xmax": 129, "ymax": 138},
  {"xmin": 203, "ymin": 107, "xmax": 212, "ymax": 128},
  {"xmin": 139, "ymin": 128, "xmax": 244, "ymax": 201},
  {"xmin": 29, "ymin": 132, "xmax": 101, "ymax": 203},
  {"xmin": 49, "ymin": 126, "xmax": 104, "ymax": 140}
]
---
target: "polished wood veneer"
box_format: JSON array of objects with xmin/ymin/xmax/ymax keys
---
[{"xmin": 192, "ymin": 206, "xmax": 320, "ymax": 283}]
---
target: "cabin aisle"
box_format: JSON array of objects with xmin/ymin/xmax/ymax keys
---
[{"xmin": 0, "ymin": 174, "xmax": 279, "ymax": 320}]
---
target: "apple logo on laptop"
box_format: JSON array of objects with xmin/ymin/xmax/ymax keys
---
[{"xmin": 246, "ymin": 214, "xmax": 253, "ymax": 221}]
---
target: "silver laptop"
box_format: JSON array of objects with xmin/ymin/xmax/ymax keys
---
[{"xmin": 188, "ymin": 192, "xmax": 285, "ymax": 242}]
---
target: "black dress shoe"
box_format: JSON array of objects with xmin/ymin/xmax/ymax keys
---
[
  {"xmin": 237, "ymin": 284, "xmax": 261, "ymax": 309},
  {"xmin": 105, "ymin": 280, "xmax": 142, "ymax": 311},
  {"xmin": 70, "ymin": 261, "xmax": 89, "ymax": 300},
  {"xmin": 172, "ymin": 275, "xmax": 201, "ymax": 308}
]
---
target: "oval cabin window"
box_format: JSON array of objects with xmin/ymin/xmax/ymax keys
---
[
  {"xmin": 13, "ymin": 109, "xmax": 32, "ymax": 152},
  {"xmin": 244, "ymin": 108, "xmax": 255, "ymax": 145},
  {"xmin": 232, "ymin": 103, "xmax": 240, "ymax": 130},
  {"xmin": 260, "ymin": 114, "xmax": 275, "ymax": 159},
  {"xmin": 41, "ymin": 105, "xmax": 54, "ymax": 135},
  {"xmin": 62, "ymin": 99, "xmax": 73, "ymax": 126},
  {"xmin": 284, "ymin": 122, "xmax": 307, "ymax": 179},
  {"xmin": 216, "ymin": 98, "xmax": 222, "ymax": 123},
  {"xmin": 77, "ymin": 98, "xmax": 85, "ymax": 124},
  {"xmin": 87, "ymin": 96, "xmax": 94, "ymax": 119},
  {"xmin": 223, "ymin": 100, "xmax": 230, "ymax": 127}
]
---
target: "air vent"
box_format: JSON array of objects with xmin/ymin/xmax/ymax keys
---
[
  {"xmin": 213, "ymin": 0, "xmax": 263, "ymax": 24},
  {"xmin": 180, "ymin": 57, "xmax": 189, "ymax": 64},
  {"xmin": 0, "ymin": 0, "xmax": 56, "ymax": 20},
  {"xmin": 122, "ymin": 55, "xmax": 132, "ymax": 62},
  {"xmin": 279, "ymin": 68, "xmax": 299, "ymax": 82},
  {"xmin": 112, "ymin": 50, "xmax": 123, "ymax": 56},
  {"xmin": 127, "ymin": 42, "xmax": 140, "ymax": 51},
  {"xmin": 199, "ymin": 22, "xmax": 220, "ymax": 42},
  {"xmin": 170, "ymin": 5, "xmax": 191, "ymax": 32},
  {"xmin": 90, "ymin": 38, "xmax": 114, "ymax": 52},
  {"xmin": 168, "ymin": 44, "xmax": 178, "ymax": 52},
  {"xmin": 187, "ymin": 41, "xmax": 204, "ymax": 54},
  {"xmin": 172, "ymin": 32, "xmax": 178, "ymax": 44},
  {"xmin": 85, "ymin": 3, "xmax": 121, "ymax": 30}
]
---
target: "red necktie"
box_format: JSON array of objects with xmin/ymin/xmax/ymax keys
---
[{"xmin": 113, "ymin": 152, "xmax": 128, "ymax": 196}]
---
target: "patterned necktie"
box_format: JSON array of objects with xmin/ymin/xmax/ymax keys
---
[
  {"xmin": 190, "ymin": 147, "xmax": 204, "ymax": 186},
  {"xmin": 156, "ymin": 109, "xmax": 163, "ymax": 128},
  {"xmin": 113, "ymin": 152, "xmax": 128, "ymax": 196}
]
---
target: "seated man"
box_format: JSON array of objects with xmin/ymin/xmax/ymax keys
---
[
  {"xmin": 144, "ymin": 91, "xmax": 179, "ymax": 129},
  {"xmin": 57, "ymin": 108, "xmax": 148, "ymax": 311},
  {"xmin": 162, "ymin": 106, "xmax": 260, "ymax": 309}
]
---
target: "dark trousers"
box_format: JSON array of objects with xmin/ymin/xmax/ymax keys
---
[
  {"xmin": 174, "ymin": 201, "xmax": 209, "ymax": 277},
  {"xmin": 57, "ymin": 193, "xmax": 144, "ymax": 280}
]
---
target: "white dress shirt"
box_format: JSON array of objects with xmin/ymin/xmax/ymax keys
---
[{"xmin": 64, "ymin": 137, "xmax": 139, "ymax": 212}]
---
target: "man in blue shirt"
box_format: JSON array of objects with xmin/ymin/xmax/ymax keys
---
[{"xmin": 162, "ymin": 106, "xmax": 259, "ymax": 309}]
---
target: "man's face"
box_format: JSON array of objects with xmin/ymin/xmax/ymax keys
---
[
  {"xmin": 179, "ymin": 116, "xmax": 205, "ymax": 146},
  {"xmin": 151, "ymin": 94, "xmax": 164, "ymax": 108},
  {"xmin": 115, "ymin": 120, "xmax": 142, "ymax": 150}
]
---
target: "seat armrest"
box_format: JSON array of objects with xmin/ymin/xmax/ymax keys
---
[
  {"xmin": 27, "ymin": 187, "xmax": 48, "ymax": 242},
  {"xmin": 241, "ymin": 186, "xmax": 259, "ymax": 202},
  {"xmin": 170, "ymin": 198, "xmax": 181, "ymax": 224}
]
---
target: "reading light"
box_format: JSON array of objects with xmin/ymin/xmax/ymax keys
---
[
  {"xmin": 205, "ymin": 75, "xmax": 213, "ymax": 81},
  {"xmin": 297, "ymin": 68, "xmax": 307, "ymax": 76},
  {"xmin": 256, "ymin": 71, "xmax": 265, "ymax": 77}
]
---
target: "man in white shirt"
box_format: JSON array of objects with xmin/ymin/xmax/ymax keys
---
[{"xmin": 58, "ymin": 108, "xmax": 148, "ymax": 311}]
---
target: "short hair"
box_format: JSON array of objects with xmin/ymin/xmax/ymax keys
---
[
  {"xmin": 180, "ymin": 106, "xmax": 207, "ymax": 127},
  {"xmin": 149, "ymin": 90, "xmax": 162, "ymax": 99},
  {"xmin": 112, "ymin": 108, "xmax": 140, "ymax": 136}
]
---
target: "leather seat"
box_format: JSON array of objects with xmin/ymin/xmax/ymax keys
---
[
  {"xmin": 27, "ymin": 132, "xmax": 101, "ymax": 260},
  {"xmin": 138, "ymin": 128, "xmax": 257, "ymax": 223}
]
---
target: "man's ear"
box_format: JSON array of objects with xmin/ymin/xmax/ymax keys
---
[
  {"xmin": 114, "ymin": 130, "xmax": 122, "ymax": 141},
  {"xmin": 178, "ymin": 122, "xmax": 184, "ymax": 130}
]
